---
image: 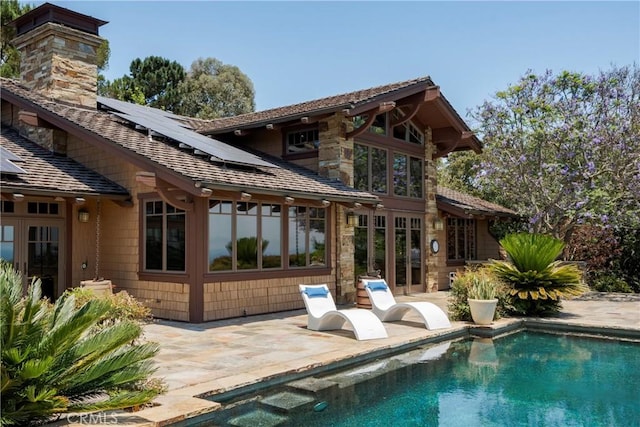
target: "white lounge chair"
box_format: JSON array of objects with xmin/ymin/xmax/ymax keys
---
[
  {"xmin": 298, "ymin": 284, "xmax": 388, "ymax": 341},
  {"xmin": 362, "ymin": 279, "xmax": 451, "ymax": 330}
]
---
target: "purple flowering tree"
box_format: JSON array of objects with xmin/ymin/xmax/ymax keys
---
[{"xmin": 465, "ymin": 66, "xmax": 640, "ymax": 241}]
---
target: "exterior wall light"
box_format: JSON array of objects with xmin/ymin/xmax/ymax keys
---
[
  {"xmin": 78, "ymin": 209, "xmax": 89, "ymax": 223},
  {"xmin": 346, "ymin": 211, "xmax": 358, "ymax": 227},
  {"xmin": 433, "ymin": 217, "xmax": 444, "ymax": 231}
]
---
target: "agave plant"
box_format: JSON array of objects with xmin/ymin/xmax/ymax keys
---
[
  {"xmin": 488, "ymin": 233, "xmax": 587, "ymax": 316},
  {"xmin": 0, "ymin": 263, "xmax": 162, "ymax": 426}
]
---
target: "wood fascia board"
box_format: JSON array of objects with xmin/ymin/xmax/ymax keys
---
[
  {"xmin": 436, "ymin": 201, "xmax": 474, "ymax": 218},
  {"xmin": 2, "ymin": 90, "xmax": 203, "ymax": 198},
  {"xmin": 432, "ymin": 97, "xmax": 482, "ymax": 153}
]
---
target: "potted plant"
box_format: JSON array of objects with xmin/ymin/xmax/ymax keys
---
[{"xmin": 467, "ymin": 270, "xmax": 500, "ymax": 325}]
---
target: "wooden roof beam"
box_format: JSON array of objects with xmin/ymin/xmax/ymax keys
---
[
  {"xmin": 390, "ymin": 87, "xmax": 441, "ymax": 127},
  {"xmin": 345, "ymin": 102, "xmax": 396, "ymax": 139},
  {"xmin": 433, "ymin": 128, "xmax": 474, "ymax": 159}
]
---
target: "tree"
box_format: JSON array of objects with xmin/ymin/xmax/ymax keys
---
[
  {"xmin": 0, "ymin": 0, "xmax": 32, "ymax": 78},
  {"xmin": 101, "ymin": 56, "xmax": 186, "ymax": 109},
  {"xmin": 455, "ymin": 66, "xmax": 639, "ymax": 241},
  {"xmin": 174, "ymin": 57, "xmax": 255, "ymax": 119},
  {"xmin": 0, "ymin": 263, "xmax": 162, "ymax": 425}
]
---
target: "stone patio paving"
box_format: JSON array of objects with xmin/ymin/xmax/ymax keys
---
[{"xmin": 52, "ymin": 292, "xmax": 639, "ymax": 426}]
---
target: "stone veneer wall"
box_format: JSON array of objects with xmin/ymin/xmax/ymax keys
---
[
  {"xmin": 424, "ymin": 127, "xmax": 440, "ymax": 292},
  {"xmin": 12, "ymin": 22, "xmax": 102, "ymax": 108},
  {"xmin": 318, "ymin": 113, "xmax": 356, "ymax": 303},
  {"xmin": 65, "ymin": 135, "xmax": 190, "ymax": 321}
]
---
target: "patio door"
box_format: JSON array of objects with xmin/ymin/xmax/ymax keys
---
[
  {"xmin": 0, "ymin": 218, "xmax": 64, "ymax": 300},
  {"xmin": 393, "ymin": 215, "xmax": 423, "ymax": 294},
  {"xmin": 354, "ymin": 213, "xmax": 387, "ymax": 281}
]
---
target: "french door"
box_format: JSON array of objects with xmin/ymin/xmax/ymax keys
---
[
  {"xmin": 354, "ymin": 212, "xmax": 424, "ymax": 294},
  {"xmin": 0, "ymin": 218, "xmax": 64, "ymax": 300},
  {"xmin": 393, "ymin": 215, "xmax": 423, "ymax": 294}
]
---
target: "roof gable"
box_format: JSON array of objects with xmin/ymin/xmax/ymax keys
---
[{"xmin": 436, "ymin": 186, "xmax": 517, "ymax": 218}]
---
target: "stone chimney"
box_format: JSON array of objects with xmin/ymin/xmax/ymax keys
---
[{"xmin": 11, "ymin": 2, "xmax": 107, "ymax": 109}]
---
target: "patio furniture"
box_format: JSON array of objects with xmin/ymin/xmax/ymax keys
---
[
  {"xmin": 362, "ymin": 279, "xmax": 451, "ymax": 330},
  {"xmin": 298, "ymin": 284, "xmax": 388, "ymax": 340}
]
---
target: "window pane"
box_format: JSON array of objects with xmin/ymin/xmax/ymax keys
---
[
  {"xmin": 289, "ymin": 207, "xmax": 307, "ymax": 267},
  {"xmin": 410, "ymin": 157, "xmax": 423, "ymax": 198},
  {"xmin": 393, "ymin": 123, "xmax": 407, "ymax": 140},
  {"xmin": 236, "ymin": 203, "xmax": 258, "ymax": 269},
  {"xmin": 262, "ymin": 204, "xmax": 282, "ymax": 268},
  {"xmin": 408, "ymin": 122, "xmax": 423, "ymax": 144},
  {"xmin": 146, "ymin": 215, "xmax": 163, "ymax": 270},
  {"xmin": 371, "ymin": 147, "xmax": 387, "ymax": 193},
  {"xmin": 287, "ymin": 128, "xmax": 319, "ymax": 153},
  {"xmin": 309, "ymin": 207, "xmax": 325, "ymax": 266},
  {"xmin": 166, "ymin": 213, "xmax": 185, "ymax": 271},
  {"xmin": 354, "ymin": 144, "xmax": 368, "ymax": 191},
  {"xmin": 209, "ymin": 201, "xmax": 232, "ymax": 271},
  {"xmin": 369, "ymin": 113, "xmax": 386, "ymax": 136},
  {"xmin": 393, "ymin": 154, "xmax": 407, "ymax": 196}
]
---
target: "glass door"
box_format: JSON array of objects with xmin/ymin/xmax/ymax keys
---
[
  {"xmin": 393, "ymin": 215, "xmax": 423, "ymax": 294},
  {"xmin": 354, "ymin": 213, "xmax": 387, "ymax": 280},
  {"xmin": 0, "ymin": 218, "xmax": 63, "ymax": 300}
]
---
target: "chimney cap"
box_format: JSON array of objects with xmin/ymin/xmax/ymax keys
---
[{"xmin": 10, "ymin": 2, "xmax": 108, "ymax": 37}]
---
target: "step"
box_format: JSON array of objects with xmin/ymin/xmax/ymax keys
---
[
  {"xmin": 260, "ymin": 391, "xmax": 316, "ymax": 413},
  {"xmin": 228, "ymin": 408, "xmax": 288, "ymax": 427}
]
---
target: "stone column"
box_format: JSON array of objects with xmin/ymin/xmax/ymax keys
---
[
  {"xmin": 319, "ymin": 113, "xmax": 356, "ymax": 303},
  {"xmin": 424, "ymin": 127, "xmax": 440, "ymax": 292}
]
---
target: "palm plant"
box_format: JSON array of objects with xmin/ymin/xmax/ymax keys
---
[
  {"xmin": 0, "ymin": 263, "xmax": 162, "ymax": 426},
  {"xmin": 488, "ymin": 233, "xmax": 587, "ymax": 316}
]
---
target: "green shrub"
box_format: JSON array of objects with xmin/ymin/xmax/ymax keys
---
[
  {"xmin": 448, "ymin": 267, "xmax": 508, "ymax": 321},
  {"xmin": 67, "ymin": 287, "xmax": 152, "ymax": 328},
  {"xmin": 591, "ymin": 274, "xmax": 632, "ymax": 293},
  {"xmin": 0, "ymin": 264, "xmax": 163, "ymax": 426},
  {"xmin": 489, "ymin": 233, "xmax": 588, "ymax": 316}
]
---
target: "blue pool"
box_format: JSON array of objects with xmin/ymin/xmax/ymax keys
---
[{"xmin": 195, "ymin": 331, "xmax": 640, "ymax": 426}]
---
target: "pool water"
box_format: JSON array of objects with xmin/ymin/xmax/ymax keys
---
[{"xmin": 199, "ymin": 332, "xmax": 640, "ymax": 426}]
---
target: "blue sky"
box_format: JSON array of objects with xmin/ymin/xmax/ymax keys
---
[{"xmin": 34, "ymin": 1, "xmax": 639, "ymax": 120}]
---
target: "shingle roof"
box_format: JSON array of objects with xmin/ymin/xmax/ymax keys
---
[
  {"xmin": 1, "ymin": 78, "xmax": 379, "ymax": 203},
  {"xmin": 196, "ymin": 76, "xmax": 437, "ymax": 133},
  {"xmin": 436, "ymin": 186, "xmax": 518, "ymax": 218},
  {"xmin": 0, "ymin": 128, "xmax": 129, "ymax": 197}
]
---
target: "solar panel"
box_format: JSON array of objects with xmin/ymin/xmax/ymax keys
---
[
  {"xmin": 98, "ymin": 97, "xmax": 277, "ymax": 169},
  {"xmin": 0, "ymin": 146, "xmax": 27, "ymax": 174}
]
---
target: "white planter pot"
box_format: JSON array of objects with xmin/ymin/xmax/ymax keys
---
[{"xmin": 468, "ymin": 298, "xmax": 498, "ymax": 325}]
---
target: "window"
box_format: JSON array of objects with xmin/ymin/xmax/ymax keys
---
[
  {"xmin": 144, "ymin": 201, "xmax": 186, "ymax": 272},
  {"xmin": 287, "ymin": 128, "xmax": 319, "ymax": 153},
  {"xmin": 392, "ymin": 109, "xmax": 424, "ymax": 145},
  {"xmin": 393, "ymin": 154, "xmax": 423, "ymax": 198},
  {"xmin": 354, "ymin": 143, "xmax": 387, "ymax": 194},
  {"xmin": 352, "ymin": 113, "xmax": 387, "ymax": 136},
  {"xmin": 0, "ymin": 201, "xmax": 14, "ymax": 213},
  {"xmin": 209, "ymin": 200, "xmax": 323, "ymax": 272},
  {"xmin": 447, "ymin": 218, "xmax": 476, "ymax": 261},
  {"xmin": 289, "ymin": 206, "xmax": 326, "ymax": 267},
  {"xmin": 27, "ymin": 202, "xmax": 59, "ymax": 215}
]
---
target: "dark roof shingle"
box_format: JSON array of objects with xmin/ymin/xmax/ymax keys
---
[
  {"xmin": 1, "ymin": 78, "xmax": 379, "ymax": 203},
  {"xmin": 196, "ymin": 76, "xmax": 436, "ymax": 132},
  {"xmin": 436, "ymin": 186, "xmax": 518, "ymax": 218},
  {"xmin": 0, "ymin": 128, "xmax": 129, "ymax": 197}
]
